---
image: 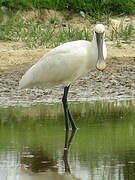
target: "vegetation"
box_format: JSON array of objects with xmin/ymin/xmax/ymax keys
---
[
  {"xmin": 0, "ymin": 0, "xmax": 134, "ymax": 48},
  {"xmin": 0, "ymin": 14, "xmax": 92, "ymax": 48},
  {"xmin": 109, "ymin": 23, "xmax": 135, "ymax": 47},
  {"xmin": 0, "ymin": 0, "xmax": 135, "ymax": 16}
]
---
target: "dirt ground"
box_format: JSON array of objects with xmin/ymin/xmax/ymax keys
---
[
  {"xmin": 0, "ymin": 40, "xmax": 134, "ymax": 107},
  {"xmin": 0, "ymin": 13, "xmax": 135, "ymax": 107}
]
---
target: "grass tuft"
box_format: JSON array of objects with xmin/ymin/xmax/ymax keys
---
[
  {"xmin": 0, "ymin": 14, "xmax": 92, "ymax": 48},
  {"xmin": 109, "ymin": 21, "xmax": 135, "ymax": 46}
]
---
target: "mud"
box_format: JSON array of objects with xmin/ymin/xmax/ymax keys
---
[{"xmin": 0, "ymin": 41, "xmax": 135, "ymax": 107}]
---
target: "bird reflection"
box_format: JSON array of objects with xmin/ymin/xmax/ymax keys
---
[
  {"xmin": 63, "ymin": 130, "xmax": 76, "ymax": 174},
  {"xmin": 21, "ymin": 146, "xmax": 58, "ymax": 173},
  {"xmin": 20, "ymin": 129, "xmax": 77, "ymax": 179}
]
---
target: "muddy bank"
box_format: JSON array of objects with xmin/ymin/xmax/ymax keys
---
[{"xmin": 0, "ymin": 42, "xmax": 135, "ymax": 107}]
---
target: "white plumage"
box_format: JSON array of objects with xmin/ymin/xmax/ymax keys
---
[
  {"xmin": 19, "ymin": 40, "xmax": 91, "ymax": 88},
  {"xmin": 19, "ymin": 24, "xmax": 107, "ymax": 130}
]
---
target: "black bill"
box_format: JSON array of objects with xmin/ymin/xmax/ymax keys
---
[{"xmin": 96, "ymin": 32, "xmax": 106, "ymax": 71}]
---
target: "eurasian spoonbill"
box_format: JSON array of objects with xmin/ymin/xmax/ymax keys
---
[{"xmin": 19, "ymin": 24, "xmax": 107, "ymax": 130}]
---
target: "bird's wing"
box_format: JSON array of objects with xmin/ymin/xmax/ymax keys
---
[{"xmin": 19, "ymin": 40, "xmax": 90, "ymax": 89}]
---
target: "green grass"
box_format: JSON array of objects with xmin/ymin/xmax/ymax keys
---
[
  {"xmin": 0, "ymin": 9, "xmax": 134, "ymax": 49},
  {"xmin": 109, "ymin": 22, "xmax": 135, "ymax": 47},
  {"xmin": 0, "ymin": 0, "xmax": 135, "ymax": 17},
  {"xmin": 0, "ymin": 14, "xmax": 92, "ymax": 48},
  {"xmin": 0, "ymin": 0, "xmax": 135, "ymax": 49}
]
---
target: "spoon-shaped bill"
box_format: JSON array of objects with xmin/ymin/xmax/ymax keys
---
[{"xmin": 96, "ymin": 32, "xmax": 106, "ymax": 71}]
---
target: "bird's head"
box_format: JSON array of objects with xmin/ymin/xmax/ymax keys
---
[
  {"xmin": 95, "ymin": 24, "xmax": 105, "ymax": 34},
  {"xmin": 94, "ymin": 24, "xmax": 106, "ymax": 71}
]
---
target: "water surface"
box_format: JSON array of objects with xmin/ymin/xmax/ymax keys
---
[{"xmin": 0, "ymin": 100, "xmax": 135, "ymax": 180}]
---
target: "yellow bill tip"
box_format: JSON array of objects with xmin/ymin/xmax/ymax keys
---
[{"xmin": 96, "ymin": 61, "xmax": 106, "ymax": 71}]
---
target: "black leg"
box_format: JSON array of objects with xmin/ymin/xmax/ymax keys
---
[
  {"xmin": 62, "ymin": 86, "xmax": 70, "ymax": 130},
  {"xmin": 67, "ymin": 110, "xmax": 77, "ymax": 130},
  {"xmin": 62, "ymin": 85, "xmax": 77, "ymax": 130}
]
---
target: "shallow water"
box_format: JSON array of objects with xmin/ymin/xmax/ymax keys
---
[{"xmin": 0, "ymin": 100, "xmax": 135, "ymax": 180}]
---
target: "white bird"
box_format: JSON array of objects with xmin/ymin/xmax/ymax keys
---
[{"xmin": 19, "ymin": 24, "xmax": 107, "ymax": 130}]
